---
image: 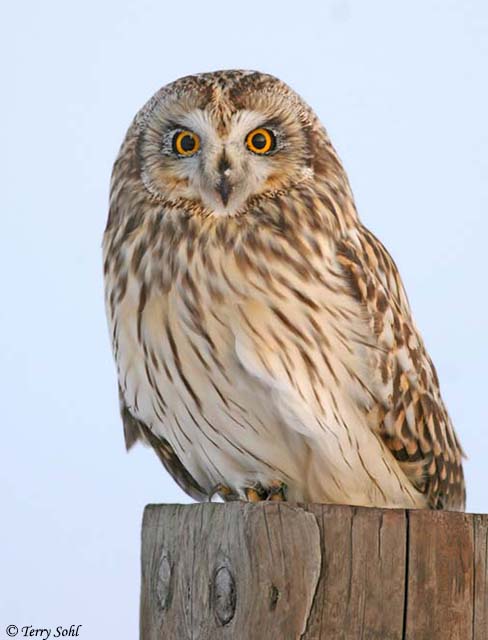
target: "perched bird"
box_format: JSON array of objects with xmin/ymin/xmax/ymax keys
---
[{"xmin": 103, "ymin": 70, "xmax": 465, "ymax": 510}]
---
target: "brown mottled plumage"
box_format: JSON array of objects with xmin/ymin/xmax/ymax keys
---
[{"xmin": 103, "ymin": 70, "xmax": 465, "ymax": 510}]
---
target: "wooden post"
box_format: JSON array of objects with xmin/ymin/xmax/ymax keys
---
[{"xmin": 140, "ymin": 503, "xmax": 488, "ymax": 640}]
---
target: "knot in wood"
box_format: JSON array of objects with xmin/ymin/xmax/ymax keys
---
[
  {"xmin": 212, "ymin": 565, "xmax": 236, "ymax": 626},
  {"xmin": 269, "ymin": 584, "xmax": 280, "ymax": 611},
  {"xmin": 156, "ymin": 550, "xmax": 172, "ymax": 610}
]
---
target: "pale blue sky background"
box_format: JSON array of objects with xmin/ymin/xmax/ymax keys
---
[{"xmin": 1, "ymin": 1, "xmax": 487, "ymax": 637}]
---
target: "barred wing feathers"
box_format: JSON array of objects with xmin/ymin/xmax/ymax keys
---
[
  {"xmin": 337, "ymin": 226, "xmax": 465, "ymax": 510},
  {"xmin": 119, "ymin": 387, "xmax": 207, "ymax": 501}
]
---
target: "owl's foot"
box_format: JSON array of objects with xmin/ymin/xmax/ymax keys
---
[
  {"xmin": 244, "ymin": 481, "xmax": 288, "ymax": 502},
  {"xmin": 245, "ymin": 483, "xmax": 268, "ymax": 502},
  {"xmin": 267, "ymin": 480, "xmax": 288, "ymax": 502},
  {"xmin": 208, "ymin": 483, "xmax": 239, "ymax": 502}
]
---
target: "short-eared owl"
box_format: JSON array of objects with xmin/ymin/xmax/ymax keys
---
[{"xmin": 103, "ymin": 70, "xmax": 465, "ymax": 510}]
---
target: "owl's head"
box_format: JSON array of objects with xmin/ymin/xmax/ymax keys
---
[{"xmin": 128, "ymin": 70, "xmax": 335, "ymax": 217}]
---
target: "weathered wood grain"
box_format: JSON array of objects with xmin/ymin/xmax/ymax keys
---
[
  {"xmin": 304, "ymin": 505, "xmax": 406, "ymax": 639},
  {"xmin": 405, "ymin": 510, "xmax": 474, "ymax": 640},
  {"xmin": 140, "ymin": 504, "xmax": 488, "ymax": 640},
  {"xmin": 473, "ymin": 514, "xmax": 488, "ymax": 639},
  {"xmin": 140, "ymin": 502, "xmax": 321, "ymax": 640}
]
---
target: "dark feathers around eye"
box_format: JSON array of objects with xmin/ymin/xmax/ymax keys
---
[
  {"xmin": 253, "ymin": 111, "xmax": 316, "ymax": 169},
  {"xmin": 259, "ymin": 119, "xmax": 287, "ymax": 152},
  {"xmin": 160, "ymin": 129, "xmax": 179, "ymax": 156},
  {"xmin": 158, "ymin": 121, "xmax": 192, "ymax": 156}
]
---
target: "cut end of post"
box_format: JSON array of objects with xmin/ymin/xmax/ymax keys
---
[{"xmin": 140, "ymin": 503, "xmax": 488, "ymax": 640}]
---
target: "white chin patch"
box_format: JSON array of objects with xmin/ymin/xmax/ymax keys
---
[
  {"xmin": 201, "ymin": 194, "xmax": 245, "ymax": 217},
  {"xmin": 210, "ymin": 205, "xmax": 241, "ymax": 218}
]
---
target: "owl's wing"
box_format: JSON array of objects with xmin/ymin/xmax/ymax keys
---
[
  {"xmin": 118, "ymin": 387, "xmax": 207, "ymax": 501},
  {"xmin": 336, "ymin": 226, "xmax": 465, "ymax": 509}
]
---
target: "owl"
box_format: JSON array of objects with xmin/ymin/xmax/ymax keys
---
[{"xmin": 103, "ymin": 70, "xmax": 465, "ymax": 510}]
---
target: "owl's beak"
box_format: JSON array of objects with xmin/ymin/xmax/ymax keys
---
[
  {"xmin": 216, "ymin": 152, "xmax": 233, "ymax": 206},
  {"xmin": 217, "ymin": 175, "xmax": 232, "ymax": 206}
]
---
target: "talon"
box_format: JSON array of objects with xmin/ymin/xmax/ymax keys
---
[
  {"xmin": 267, "ymin": 481, "xmax": 288, "ymax": 502},
  {"xmin": 245, "ymin": 487, "xmax": 264, "ymax": 502},
  {"xmin": 244, "ymin": 481, "xmax": 287, "ymax": 502},
  {"xmin": 269, "ymin": 493, "xmax": 283, "ymax": 501},
  {"xmin": 245, "ymin": 482, "xmax": 268, "ymax": 502},
  {"xmin": 208, "ymin": 483, "xmax": 237, "ymax": 501}
]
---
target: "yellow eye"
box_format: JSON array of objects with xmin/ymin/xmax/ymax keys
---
[
  {"xmin": 173, "ymin": 130, "xmax": 200, "ymax": 156},
  {"xmin": 246, "ymin": 128, "xmax": 276, "ymax": 155}
]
